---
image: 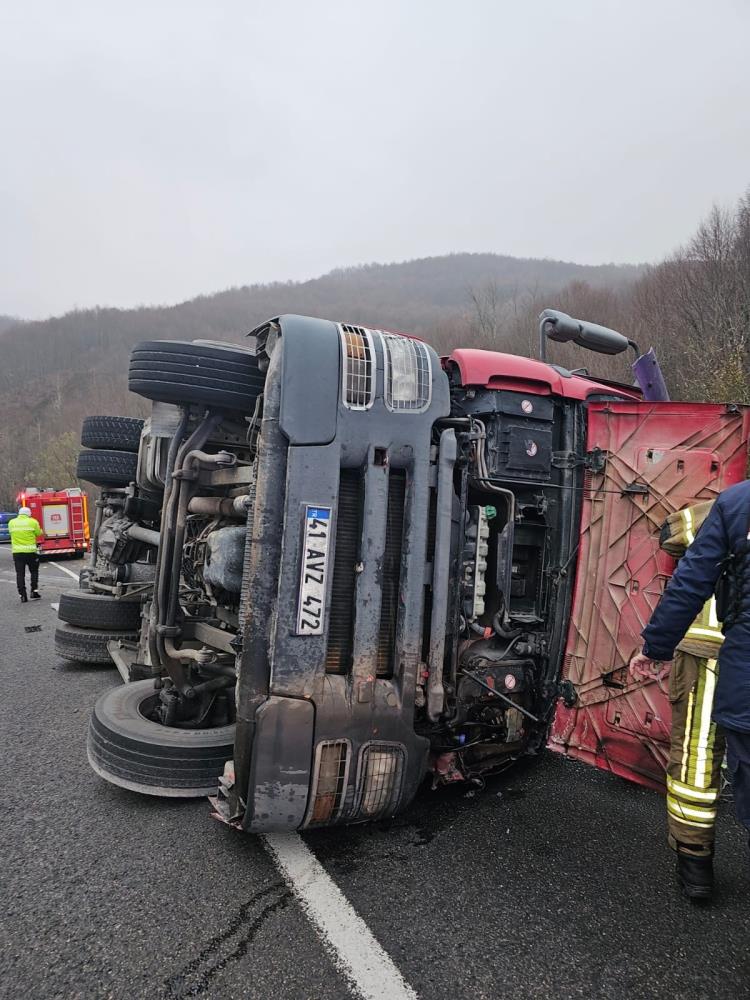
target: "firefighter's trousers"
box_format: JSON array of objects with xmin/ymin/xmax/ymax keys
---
[{"xmin": 667, "ymin": 652, "xmax": 724, "ymax": 855}]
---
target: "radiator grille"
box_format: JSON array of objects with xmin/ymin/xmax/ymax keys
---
[
  {"xmin": 356, "ymin": 743, "xmax": 405, "ymax": 820},
  {"xmin": 377, "ymin": 470, "xmax": 406, "ymax": 677},
  {"xmin": 339, "ymin": 324, "xmax": 376, "ymax": 410},
  {"xmin": 305, "ymin": 740, "xmax": 350, "ymax": 827},
  {"xmin": 325, "ymin": 469, "xmax": 361, "ymax": 673}
]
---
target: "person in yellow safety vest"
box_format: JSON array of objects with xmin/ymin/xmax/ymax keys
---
[
  {"xmin": 632, "ymin": 500, "xmax": 725, "ymax": 902},
  {"xmin": 8, "ymin": 505, "xmax": 43, "ymax": 603}
]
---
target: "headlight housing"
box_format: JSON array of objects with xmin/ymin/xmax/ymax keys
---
[{"xmin": 381, "ymin": 333, "xmax": 432, "ymax": 412}]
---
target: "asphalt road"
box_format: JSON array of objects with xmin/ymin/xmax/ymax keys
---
[{"xmin": 1, "ymin": 543, "xmax": 749, "ymax": 1000}]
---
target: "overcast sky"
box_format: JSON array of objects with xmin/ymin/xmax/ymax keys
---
[{"xmin": 1, "ymin": 0, "xmax": 748, "ymax": 319}]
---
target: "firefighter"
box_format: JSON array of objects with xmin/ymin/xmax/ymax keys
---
[
  {"xmin": 630, "ymin": 482, "xmax": 750, "ymax": 902},
  {"xmin": 8, "ymin": 505, "xmax": 43, "ymax": 603}
]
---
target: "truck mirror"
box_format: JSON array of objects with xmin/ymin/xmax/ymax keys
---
[{"xmin": 538, "ymin": 309, "xmax": 638, "ymax": 361}]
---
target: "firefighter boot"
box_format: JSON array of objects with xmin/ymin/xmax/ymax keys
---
[
  {"xmin": 19, "ymin": 591, "xmax": 28, "ymax": 603},
  {"xmin": 676, "ymin": 850, "xmax": 714, "ymax": 902},
  {"xmin": 30, "ymin": 590, "xmax": 41, "ymax": 599}
]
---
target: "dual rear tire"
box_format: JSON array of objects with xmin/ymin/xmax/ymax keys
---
[
  {"xmin": 128, "ymin": 339, "xmax": 264, "ymax": 413},
  {"xmin": 58, "ymin": 591, "xmax": 142, "ymax": 630},
  {"xmin": 77, "ymin": 415, "xmax": 144, "ymax": 489},
  {"xmin": 54, "ymin": 622, "xmax": 139, "ymax": 666},
  {"xmin": 55, "ymin": 591, "xmax": 142, "ymax": 665}
]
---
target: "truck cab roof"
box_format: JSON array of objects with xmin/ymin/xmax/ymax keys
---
[{"xmin": 443, "ymin": 348, "xmax": 642, "ymax": 401}]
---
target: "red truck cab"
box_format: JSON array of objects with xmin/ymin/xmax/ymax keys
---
[{"xmin": 443, "ymin": 347, "xmax": 750, "ymax": 791}]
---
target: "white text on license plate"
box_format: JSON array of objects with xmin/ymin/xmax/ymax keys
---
[{"xmin": 296, "ymin": 505, "xmax": 332, "ymax": 635}]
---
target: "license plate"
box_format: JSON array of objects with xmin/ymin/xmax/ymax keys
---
[{"xmin": 296, "ymin": 505, "xmax": 332, "ymax": 635}]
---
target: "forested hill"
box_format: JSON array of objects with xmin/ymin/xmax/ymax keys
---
[
  {"xmin": 0, "ymin": 252, "xmax": 641, "ymax": 505},
  {"xmin": 0, "ymin": 315, "xmax": 20, "ymax": 335},
  {"xmin": 0, "ymin": 253, "xmax": 640, "ymax": 389}
]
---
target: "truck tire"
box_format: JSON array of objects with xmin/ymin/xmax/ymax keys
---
[
  {"xmin": 58, "ymin": 591, "xmax": 143, "ymax": 630},
  {"xmin": 128, "ymin": 339, "xmax": 264, "ymax": 414},
  {"xmin": 81, "ymin": 415, "xmax": 144, "ymax": 452},
  {"xmin": 88, "ymin": 681, "xmax": 235, "ymax": 797},
  {"xmin": 54, "ymin": 622, "xmax": 138, "ymax": 665},
  {"xmin": 76, "ymin": 448, "xmax": 138, "ymax": 488}
]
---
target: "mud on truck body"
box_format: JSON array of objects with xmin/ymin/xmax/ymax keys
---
[{"xmin": 69, "ymin": 314, "xmax": 750, "ymax": 832}]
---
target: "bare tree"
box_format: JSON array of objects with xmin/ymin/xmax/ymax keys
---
[{"xmin": 628, "ymin": 189, "xmax": 750, "ymax": 402}]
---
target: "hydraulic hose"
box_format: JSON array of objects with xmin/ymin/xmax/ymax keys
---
[{"xmin": 492, "ymin": 610, "xmax": 522, "ymax": 640}]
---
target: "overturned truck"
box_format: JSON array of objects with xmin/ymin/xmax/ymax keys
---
[{"xmin": 62, "ymin": 315, "xmax": 750, "ymax": 831}]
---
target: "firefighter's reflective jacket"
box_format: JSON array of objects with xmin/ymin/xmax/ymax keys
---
[
  {"xmin": 8, "ymin": 514, "xmax": 43, "ymax": 554},
  {"xmin": 659, "ymin": 502, "xmax": 724, "ymax": 659},
  {"xmin": 642, "ymin": 480, "xmax": 750, "ymax": 732}
]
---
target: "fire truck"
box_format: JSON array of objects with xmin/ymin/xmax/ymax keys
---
[
  {"xmin": 55, "ymin": 312, "xmax": 749, "ymax": 832},
  {"xmin": 19, "ymin": 487, "xmax": 90, "ymax": 557}
]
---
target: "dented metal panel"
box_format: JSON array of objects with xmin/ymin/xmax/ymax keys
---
[
  {"xmin": 550, "ymin": 401, "xmax": 750, "ymax": 789},
  {"xmin": 245, "ymin": 696, "xmax": 315, "ymax": 832}
]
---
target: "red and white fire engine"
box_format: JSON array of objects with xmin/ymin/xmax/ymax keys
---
[{"xmin": 17, "ymin": 487, "xmax": 90, "ymax": 558}]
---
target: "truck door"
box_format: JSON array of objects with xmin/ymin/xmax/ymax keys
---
[
  {"xmin": 42, "ymin": 503, "xmax": 70, "ymax": 538},
  {"xmin": 549, "ymin": 400, "xmax": 750, "ymax": 789}
]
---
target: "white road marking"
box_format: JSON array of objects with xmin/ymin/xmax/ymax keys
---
[
  {"xmin": 51, "ymin": 602, "xmax": 59, "ymax": 611},
  {"xmin": 46, "ymin": 562, "xmax": 80, "ymax": 581},
  {"xmin": 263, "ymin": 833, "xmax": 418, "ymax": 1000}
]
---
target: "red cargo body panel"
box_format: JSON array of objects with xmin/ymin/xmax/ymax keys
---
[{"xmin": 550, "ymin": 401, "xmax": 750, "ymax": 789}]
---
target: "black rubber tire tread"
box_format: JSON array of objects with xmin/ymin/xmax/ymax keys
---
[
  {"xmin": 128, "ymin": 361, "xmax": 258, "ymax": 387},
  {"xmin": 58, "ymin": 590, "xmax": 143, "ymax": 630},
  {"xmin": 127, "ymin": 377, "xmax": 258, "ymax": 413},
  {"xmin": 76, "ymin": 449, "xmax": 138, "ymax": 487},
  {"xmin": 128, "ymin": 368, "xmax": 259, "ymax": 393},
  {"xmin": 54, "ymin": 622, "xmax": 138, "ymax": 665},
  {"xmin": 130, "ymin": 350, "xmax": 258, "ymax": 375},
  {"xmin": 128, "ymin": 339, "xmax": 264, "ymax": 413},
  {"xmin": 87, "ymin": 680, "xmax": 235, "ymax": 797},
  {"xmin": 81, "ymin": 415, "xmax": 144, "ymax": 452},
  {"xmin": 132, "ymin": 338, "xmax": 257, "ymax": 360}
]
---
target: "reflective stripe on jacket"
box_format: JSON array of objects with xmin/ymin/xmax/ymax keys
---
[
  {"xmin": 8, "ymin": 514, "xmax": 43, "ymax": 554},
  {"xmin": 660, "ymin": 501, "xmax": 715, "ymax": 558},
  {"xmin": 681, "ymin": 596, "xmax": 724, "ymax": 655},
  {"xmin": 642, "ymin": 480, "xmax": 750, "ymax": 732},
  {"xmin": 659, "ymin": 503, "xmax": 724, "ymax": 657}
]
